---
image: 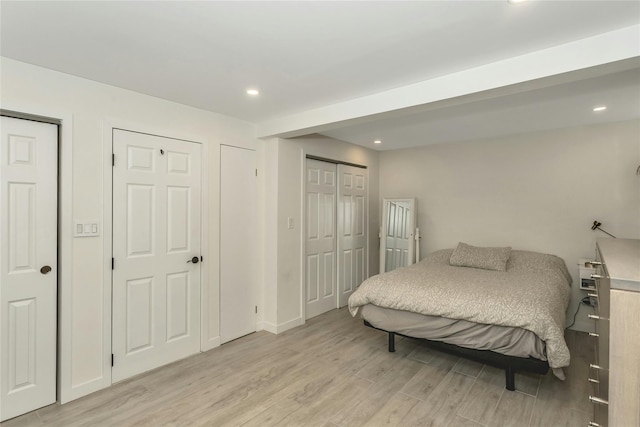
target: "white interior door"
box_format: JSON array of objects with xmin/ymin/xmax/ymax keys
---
[
  {"xmin": 305, "ymin": 159, "xmax": 337, "ymax": 319},
  {"xmin": 112, "ymin": 129, "xmax": 201, "ymax": 382},
  {"xmin": 337, "ymin": 164, "xmax": 367, "ymax": 307},
  {"xmin": 0, "ymin": 117, "xmax": 57, "ymax": 421},
  {"xmin": 220, "ymin": 145, "xmax": 257, "ymax": 343}
]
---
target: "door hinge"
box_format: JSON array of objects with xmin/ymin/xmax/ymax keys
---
[
  {"xmin": 112, "ymin": 258, "xmax": 115, "ymax": 270},
  {"xmin": 255, "ymin": 168, "xmax": 258, "ymax": 176},
  {"xmin": 111, "ymin": 354, "xmax": 114, "ymax": 367},
  {"xmin": 200, "ymin": 256, "xmax": 203, "ymax": 262},
  {"xmin": 255, "ymin": 305, "xmax": 258, "ymax": 314},
  {"xmin": 112, "ymin": 153, "xmax": 115, "ymax": 166}
]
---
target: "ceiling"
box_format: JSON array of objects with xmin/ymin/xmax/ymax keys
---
[{"xmin": 1, "ymin": 1, "xmax": 639, "ymax": 150}]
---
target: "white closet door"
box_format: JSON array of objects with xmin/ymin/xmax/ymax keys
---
[
  {"xmin": 305, "ymin": 159, "xmax": 337, "ymax": 319},
  {"xmin": 220, "ymin": 145, "xmax": 257, "ymax": 344},
  {"xmin": 337, "ymin": 164, "xmax": 367, "ymax": 307},
  {"xmin": 0, "ymin": 117, "xmax": 57, "ymax": 421},
  {"xmin": 112, "ymin": 129, "xmax": 201, "ymax": 382}
]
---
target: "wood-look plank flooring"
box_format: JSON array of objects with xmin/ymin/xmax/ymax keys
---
[{"xmin": 2, "ymin": 308, "xmax": 592, "ymax": 427}]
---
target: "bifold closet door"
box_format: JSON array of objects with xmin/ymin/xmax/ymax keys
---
[
  {"xmin": 305, "ymin": 159, "xmax": 337, "ymax": 319},
  {"xmin": 112, "ymin": 129, "xmax": 201, "ymax": 383},
  {"xmin": 337, "ymin": 164, "xmax": 367, "ymax": 307},
  {"xmin": 0, "ymin": 117, "xmax": 57, "ymax": 421},
  {"xmin": 220, "ymin": 145, "xmax": 257, "ymax": 344}
]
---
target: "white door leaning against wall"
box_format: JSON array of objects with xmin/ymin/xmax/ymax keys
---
[
  {"xmin": 0, "ymin": 116, "xmax": 57, "ymax": 421},
  {"xmin": 112, "ymin": 129, "xmax": 201, "ymax": 382}
]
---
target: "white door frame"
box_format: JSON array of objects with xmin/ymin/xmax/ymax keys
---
[
  {"xmin": 102, "ymin": 120, "xmax": 210, "ymax": 381},
  {"xmin": 299, "ymin": 153, "xmax": 369, "ymax": 322}
]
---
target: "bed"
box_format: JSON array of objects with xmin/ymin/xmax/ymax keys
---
[{"xmin": 348, "ymin": 243, "xmax": 572, "ymax": 390}]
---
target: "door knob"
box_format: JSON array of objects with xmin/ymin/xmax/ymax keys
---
[
  {"xmin": 187, "ymin": 256, "xmax": 199, "ymax": 264},
  {"xmin": 40, "ymin": 265, "xmax": 52, "ymax": 274}
]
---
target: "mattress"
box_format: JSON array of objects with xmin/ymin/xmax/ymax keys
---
[
  {"xmin": 349, "ymin": 248, "xmax": 571, "ymax": 368},
  {"xmin": 360, "ymin": 304, "xmax": 547, "ymax": 360}
]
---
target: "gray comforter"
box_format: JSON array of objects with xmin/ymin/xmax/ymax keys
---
[{"xmin": 348, "ymin": 249, "xmax": 572, "ymax": 368}]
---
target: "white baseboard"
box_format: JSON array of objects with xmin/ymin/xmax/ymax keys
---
[
  {"xmin": 276, "ymin": 317, "xmax": 305, "ymax": 333},
  {"xmin": 255, "ymin": 321, "xmax": 269, "ymax": 333},
  {"xmin": 258, "ymin": 321, "xmax": 277, "ymax": 334},
  {"xmin": 259, "ymin": 317, "xmax": 304, "ymax": 335}
]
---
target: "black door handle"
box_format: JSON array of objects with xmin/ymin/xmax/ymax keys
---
[{"xmin": 187, "ymin": 256, "xmax": 199, "ymax": 264}]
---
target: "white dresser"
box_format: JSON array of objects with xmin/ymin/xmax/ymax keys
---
[{"xmin": 589, "ymin": 238, "xmax": 640, "ymax": 427}]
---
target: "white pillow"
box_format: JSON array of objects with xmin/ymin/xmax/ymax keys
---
[{"xmin": 449, "ymin": 242, "xmax": 512, "ymax": 272}]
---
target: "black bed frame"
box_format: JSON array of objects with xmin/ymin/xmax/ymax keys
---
[{"xmin": 364, "ymin": 320, "xmax": 549, "ymax": 391}]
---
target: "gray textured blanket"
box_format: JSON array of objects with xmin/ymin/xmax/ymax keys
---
[{"xmin": 348, "ymin": 249, "xmax": 572, "ymax": 368}]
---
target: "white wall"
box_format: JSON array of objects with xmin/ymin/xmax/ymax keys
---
[
  {"xmin": 0, "ymin": 57, "xmax": 257, "ymax": 402},
  {"xmin": 379, "ymin": 120, "xmax": 640, "ymax": 332},
  {"xmin": 261, "ymin": 135, "xmax": 379, "ymax": 332}
]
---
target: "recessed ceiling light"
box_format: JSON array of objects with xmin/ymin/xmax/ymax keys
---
[
  {"xmin": 374, "ymin": 140, "xmax": 382, "ymax": 144},
  {"xmin": 246, "ymin": 89, "xmax": 259, "ymax": 96},
  {"xmin": 593, "ymin": 106, "xmax": 607, "ymax": 112},
  {"xmin": 508, "ymin": 0, "xmax": 529, "ymax": 3}
]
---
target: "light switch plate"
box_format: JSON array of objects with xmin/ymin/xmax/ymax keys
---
[{"xmin": 75, "ymin": 221, "xmax": 100, "ymax": 237}]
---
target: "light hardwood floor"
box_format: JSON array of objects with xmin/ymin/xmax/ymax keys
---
[{"xmin": 3, "ymin": 308, "xmax": 592, "ymax": 427}]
